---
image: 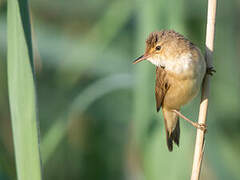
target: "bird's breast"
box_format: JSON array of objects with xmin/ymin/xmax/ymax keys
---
[
  {"xmin": 163, "ymin": 55, "xmax": 206, "ymax": 108},
  {"xmin": 149, "ymin": 53, "xmax": 202, "ymax": 76},
  {"xmin": 164, "ymin": 54, "xmax": 193, "ymax": 74}
]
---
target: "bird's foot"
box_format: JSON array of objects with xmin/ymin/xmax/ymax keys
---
[
  {"xmin": 172, "ymin": 110, "xmax": 207, "ymax": 132},
  {"xmin": 193, "ymin": 122, "xmax": 207, "ymax": 132},
  {"xmin": 206, "ymin": 67, "xmax": 216, "ymax": 76}
]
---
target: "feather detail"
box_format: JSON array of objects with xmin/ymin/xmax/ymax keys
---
[{"xmin": 155, "ymin": 67, "xmax": 168, "ymax": 112}]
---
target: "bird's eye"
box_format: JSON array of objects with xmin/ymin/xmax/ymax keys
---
[{"xmin": 155, "ymin": 46, "xmax": 161, "ymax": 51}]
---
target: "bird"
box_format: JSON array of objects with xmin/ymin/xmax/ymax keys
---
[{"xmin": 133, "ymin": 30, "xmax": 214, "ymax": 151}]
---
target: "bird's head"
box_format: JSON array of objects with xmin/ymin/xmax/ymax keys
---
[{"xmin": 133, "ymin": 30, "xmax": 191, "ymax": 68}]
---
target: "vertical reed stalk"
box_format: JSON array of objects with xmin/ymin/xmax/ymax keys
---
[
  {"xmin": 191, "ymin": 0, "xmax": 217, "ymax": 179},
  {"xmin": 7, "ymin": 0, "xmax": 42, "ymax": 179}
]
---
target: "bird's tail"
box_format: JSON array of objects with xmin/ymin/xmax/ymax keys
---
[{"xmin": 162, "ymin": 108, "xmax": 180, "ymax": 151}]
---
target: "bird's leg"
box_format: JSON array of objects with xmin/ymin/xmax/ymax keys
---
[
  {"xmin": 206, "ymin": 67, "xmax": 216, "ymax": 76},
  {"xmin": 172, "ymin": 110, "xmax": 207, "ymax": 132}
]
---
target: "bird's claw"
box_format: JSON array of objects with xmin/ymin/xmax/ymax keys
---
[
  {"xmin": 206, "ymin": 67, "xmax": 216, "ymax": 76},
  {"xmin": 197, "ymin": 123, "xmax": 207, "ymax": 132}
]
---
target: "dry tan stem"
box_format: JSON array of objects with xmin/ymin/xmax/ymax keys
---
[{"xmin": 191, "ymin": 0, "xmax": 217, "ymax": 179}]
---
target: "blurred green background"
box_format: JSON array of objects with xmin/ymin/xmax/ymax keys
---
[{"xmin": 0, "ymin": 0, "xmax": 240, "ymax": 179}]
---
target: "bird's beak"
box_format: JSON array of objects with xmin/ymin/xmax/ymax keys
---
[{"xmin": 132, "ymin": 54, "xmax": 150, "ymax": 64}]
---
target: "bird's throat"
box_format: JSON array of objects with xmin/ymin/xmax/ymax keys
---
[{"xmin": 148, "ymin": 53, "xmax": 194, "ymax": 74}]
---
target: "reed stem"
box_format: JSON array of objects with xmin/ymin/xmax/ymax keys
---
[{"xmin": 191, "ymin": 0, "xmax": 217, "ymax": 179}]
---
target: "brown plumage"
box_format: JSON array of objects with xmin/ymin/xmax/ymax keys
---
[
  {"xmin": 133, "ymin": 30, "xmax": 207, "ymax": 151},
  {"xmin": 155, "ymin": 67, "xmax": 180, "ymax": 151}
]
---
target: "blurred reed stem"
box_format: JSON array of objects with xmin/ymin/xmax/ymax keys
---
[
  {"xmin": 60, "ymin": 0, "xmax": 133, "ymax": 79},
  {"xmin": 41, "ymin": 74, "xmax": 132, "ymax": 164},
  {"xmin": 7, "ymin": 0, "xmax": 42, "ymax": 179},
  {"xmin": 41, "ymin": 0, "xmax": 134, "ymax": 164},
  {"xmin": 129, "ymin": 0, "xmax": 159, "ymax": 179},
  {"xmin": 167, "ymin": 0, "xmax": 186, "ymax": 33},
  {"xmin": 132, "ymin": 0, "xmax": 158, "ymax": 151}
]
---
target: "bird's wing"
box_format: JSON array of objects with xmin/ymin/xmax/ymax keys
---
[{"xmin": 155, "ymin": 67, "xmax": 169, "ymax": 112}]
